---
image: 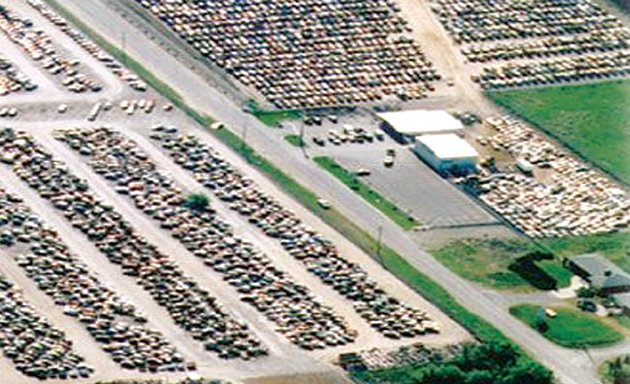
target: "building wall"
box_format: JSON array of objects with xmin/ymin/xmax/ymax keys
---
[{"xmin": 380, "ymin": 122, "xmax": 407, "ymax": 144}]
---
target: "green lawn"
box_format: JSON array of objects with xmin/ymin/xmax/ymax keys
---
[
  {"xmin": 284, "ymin": 134, "xmax": 306, "ymax": 148},
  {"xmin": 536, "ymin": 259, "xmax": 573, "ymax": 288},
  {"xmin": 539, "ymin": 232, "xmax": 630, "ymax": 274},
  {"xmin": 432, "ymin": 238, "xmax": 572, "ymax": 291},
  {"xmin": 510, "ymin": 304, "xmax": 624, "ymax": 348},
  {"xmin": 251, "ymin": 108, "xmax": 303, "ymax": 127},
  {"xmin": 313, "ymin": 156, "xmax": 418, "ymax": 230},
  {"xmin": 489, "ymin": 80, "xmax": 630, "ymax": 185}
]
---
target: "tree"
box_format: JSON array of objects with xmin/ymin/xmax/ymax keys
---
[
  {"xmin": 452, "ymin": 343, "xmax": 519, "ymax": 372},
  {"xmin": 184, "ymin": 193, "xmax": 209, "ymax": 211},
  {"xmin": 466, "ymin": 370, "xmax": 495, "ymax": 384},
  {"xmin": 421, "ymin": 365, "xmax": 467, "ymax": 384},
  {"xmin": 499, "ymin": 360, "xmax": 554, "ymax": 384},
  {"xmin": 576, "ymin": 287, "xmax": 597, "ymax": 298}
]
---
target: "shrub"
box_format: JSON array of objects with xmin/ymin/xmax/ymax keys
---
[{"xmin": 184, "ymin": 193, "xmax": 210, "ymax": 211}]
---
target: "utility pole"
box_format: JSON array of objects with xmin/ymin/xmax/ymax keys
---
[
  {"xmin": 241, "ymin": 123, "xmax": 249, "ymax": 162},
  {"xmin": 376, "ymin": 225, "xmax": 384, "ymax": 267},
  {"xmin": 121, "ymin": 32, "xmax": 127, "ymax": 68},
  {"xmin": 299, "ymin": 120, "xmax": 308, "ymax": 159}
]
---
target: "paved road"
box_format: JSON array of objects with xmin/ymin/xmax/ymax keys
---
[{"xmin": 46, "ymin": 1, "xmax": 627, "ymax": 383}]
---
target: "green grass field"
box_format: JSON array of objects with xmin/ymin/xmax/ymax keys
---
[
  {"xmin": 313, "ymin": 156, "xmax": 418, "ymax": 230},
  {"xmin": 489, "ymin": 80, "xmax": 630, "ymax": 185},
  {"xmin": 510, "ymin": 304, "xmax": 624, "ymax": 348},
  {"xmin": 432, "ymin": 238, "xmax": 572, "ymax": 291}
]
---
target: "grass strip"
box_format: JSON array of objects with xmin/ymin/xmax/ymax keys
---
[
  {"xmin": 253, "ymin": 109, "xmax": 303, "ymax": 127},
  {"xmin": 313, "ymin": 156, "xmax": 418, "ymax": 230},
  {"xmin": 284, "ymin": 134, "xmax": 306, "ymax": 148}
]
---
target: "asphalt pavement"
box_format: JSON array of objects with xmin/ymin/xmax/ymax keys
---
[{"xmin": 43, "ymin": 0, "xmax": 625, "ymax": 383}]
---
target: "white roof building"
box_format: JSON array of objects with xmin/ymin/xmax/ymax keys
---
[
  {"xmin": 377, "ymin": 109, "xmax": 464, "ymax": 141},
  {"xmin": 416, "ymin": 134, "xmax": 479, "ymax": 160},
  {"xmin": 414, "ymin": 134, "xmax": 479, "ymax": 175}
]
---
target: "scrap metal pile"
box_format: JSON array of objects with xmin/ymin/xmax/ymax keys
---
[
  {"xmin": 0, "ymin": 128, "xmax": 267, "ymax": 361},
  {"xmin": 151, "ymin": 131, "xmax": 440, "ymax": 340},
  {"xmin": 55, "ymin": 126, "xmax": 357, "ymax": 351},
  {"xmin": 431, "ymin": 0, "xmax": 630, "ymax": 88},
  {"xmin": 469, "ymin": 117, "xmax": 629, "ymax": 237},
  {"xmin": 135, "ymin": 0, "xmax": 439, "ymax": 108}
]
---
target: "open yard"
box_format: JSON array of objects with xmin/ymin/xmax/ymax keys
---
[
  {"xmin": 432, "ymin": 239, "xmax": 572, "ymax": 291},
  {"xmin": 489, "ymin": 80, "xmax": 630, "ymax": 185},
  {"xmin": 510, "ymin": 304, "xmax": 624, "ymax": 349}
]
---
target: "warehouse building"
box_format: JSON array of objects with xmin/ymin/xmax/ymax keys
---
[
  {"xmin": 377, "ymin": 109, "xmax": 464, "ymax": 143},
  {"xmin": 413, "ymin": 134, "xmax": 479, "ymax": 176}
]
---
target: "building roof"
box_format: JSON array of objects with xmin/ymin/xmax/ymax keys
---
[
  {"xmin": 377, "ymin": 110, "xmax": 464, "ymax": 136},
  {"xmin": 416, "ymin": 133, "xmax": 479, "ymax": 160},
  {"xmin": 570, "ymin": 253, "xmax": 630, "ymax": 290}
]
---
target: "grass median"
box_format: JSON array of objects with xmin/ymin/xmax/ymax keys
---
[
  {"xmin": 252, "ymin": 109, "xmax": 303, "ymax": 127},
  {"xmin": 313, "ymin": 156, "xmax": 418, "ymax": 230},
  {"xmin": 48, "ymin": 1, "xmax": 553, "ymax": 379},
  {"xmin": 284, "ymin": 134, "xmax": 306, "ymax": 148},
  {"xmin": 510, "ymin": 304, "xmax": 624, "ymax": 349}
]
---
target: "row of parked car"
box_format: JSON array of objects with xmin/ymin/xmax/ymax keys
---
[
  {"xmin": 151, "ymin": 130, "xmax": 440, "ymax": 340},
  {"xmin": 27, "ymin": 0, "xmax": 148, "ymax": 92},
  {"xmin": 0, "ymin": 55, "xmax": 36, "ymax": 96},
  {"xmin": 0, "ymin": 275, "xmax": 92, "ymax": 379},
  {"xmin": 432, "ymin": 0, "xmax": 630, "ymax": 89},
  {"xmin": 0, "ymin": 4, "xmax": 101, "ymax": 93},
  {"xmin": 0, "ymin": 128, "xmax": 268, "ymax": 361},
  {"xmin": 0, "ymin": 188, "xmax": 186, "ymax": 373},
  {"xmin": 57, "ymin": 126, "xmax": 358, "ymax": 351}
]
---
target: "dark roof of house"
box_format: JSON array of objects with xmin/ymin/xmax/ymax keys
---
[{"xmin": 570, "ymin": 253, "xmax": 630, "ymax": 290}]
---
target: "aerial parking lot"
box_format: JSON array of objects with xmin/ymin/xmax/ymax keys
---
[{"xmin": 0, "ymin": 0, "xmax": 628, "ymax": 383}]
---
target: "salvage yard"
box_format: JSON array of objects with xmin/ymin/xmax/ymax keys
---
[
  {"xmin": 0, "ymin": 2, "xmax": 471, "ymax": 382},
  {"xmin": 0, "ymin": 0, "xmax": 627, "ymax": 383}
]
